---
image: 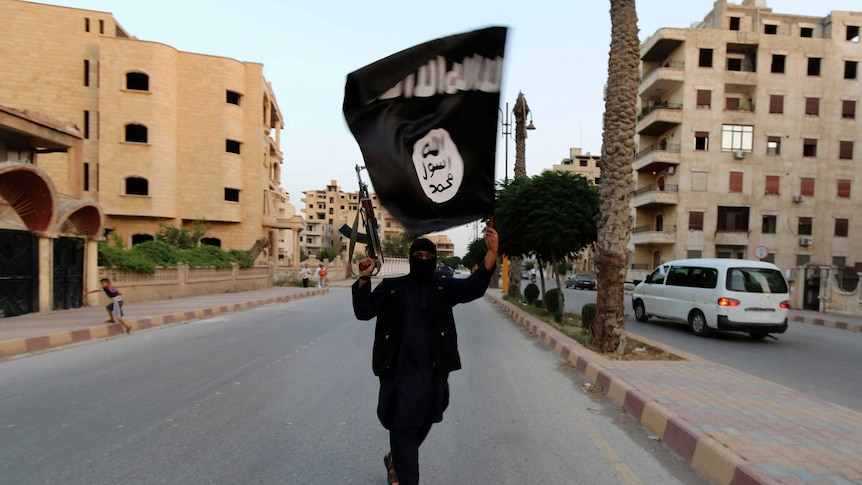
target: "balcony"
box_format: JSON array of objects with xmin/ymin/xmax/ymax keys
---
[
  {"xmin": 637, "ymin": 103, "xmax": 683, "ymax": 136},
  {"xmin": 631, "ymin": 184, "xmax": 679, "ymax": 209},
  {"xmin": 631, "ymin": 224, "xmax": 677, "ymax": 245},
  {"xmin": 639, "ymin": 61, "xmax": 685, "ymax": 98},
  {"xmin": 714, "ymin": 230, "xmax": 749, "ymax": 246},
  {"xmin": 634, "ymin": 143, "xmax": 680, "ymax": 172}
]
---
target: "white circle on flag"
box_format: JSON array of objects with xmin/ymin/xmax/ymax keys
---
[{"xmin": 411, "ymin": 128, "xmax": 464, "ymax": 204}]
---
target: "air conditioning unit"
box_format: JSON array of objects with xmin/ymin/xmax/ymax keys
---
[
  {"xmin": 734, "ymin": 150, "xmax": 748, "ymax": 159},
  {"xmin": 667, "ymin": 166, "xmax": 675, "ymax": 175},
  {"xmin": 793, "ymin": 195, "xmax": 805, "ymax": 203},
  {"xmin": 799, "ymin": 236, "xmax": 813, "ymax": 246}
]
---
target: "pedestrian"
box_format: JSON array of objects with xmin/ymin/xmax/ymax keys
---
[
  {"xmin": 316, "ymin": 262, "xmax": 328, "ymax": 288},
  {"xmin": 530, "ymin": 267, "xmax": 537, "ymax": 283},
  {"xmin": 84, "ymin": 278, "xmax": 132, "ymax": 334},
  {"xmin": 300, "ymin": 263, "xmax": 311, "ymax": 288},
  {"xmin": 352, "ymin": 224, "xmax": 498, "ymax": 485}
]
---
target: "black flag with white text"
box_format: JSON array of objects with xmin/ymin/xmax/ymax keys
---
[{"xmin": 343, "ymin": 26, "xmax": 507, "ymax": 235}]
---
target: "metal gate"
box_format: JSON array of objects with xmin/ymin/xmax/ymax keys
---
[
  {"xmin": 803, "ymin": 274, "xmax": 821, "ymax": 311},
  {"xmin": 0, "ymin": 229, "xmax": 38, "ymax": 317},
  {"xmin": 53, "ymin": 237, "xmax": 84, "ymax": 311}
]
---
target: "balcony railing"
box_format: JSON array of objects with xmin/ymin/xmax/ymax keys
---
[
  {"xmin": 636, "ymin": 143, "xmax": 681, "ymax": 159},
  {"xmin": 639, "ymin": 61, "xmax": 685, "ymax": 84},
  {"xmin": 632, "ymin": 184, "xmax": 679, "ymax": 197},
  {"xmin": 633, "ymin": 224, "xmax": 677, "ymax": 234},
  {"xmin": 638, "ymin": 102, "xmax": 683, "ymax": 121}
]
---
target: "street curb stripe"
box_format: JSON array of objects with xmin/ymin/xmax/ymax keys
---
[
  {"xmin": 0, "ymin": 288, "xmax": 329, "ymax": 359},
  {"xmin": 484, "ymin": 293, "xmax": 769, "ymax": 485}
]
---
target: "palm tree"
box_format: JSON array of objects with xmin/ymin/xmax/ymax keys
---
[
  {"xmin": 592, "ymin": 0, "xmax": 639, "ymax": 354},
  {"xmin": 506, "ymin": 92, "xmax": 531, "ymax": 296}
]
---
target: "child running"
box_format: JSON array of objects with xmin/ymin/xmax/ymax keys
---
[{"xmin": 84, "ymin": 278, "xmax": 132, "ymax": 334}]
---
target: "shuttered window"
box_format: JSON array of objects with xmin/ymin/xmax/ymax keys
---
[
  {"xmin": 765, "ymin": 175, "xmax": 780, "ymax": 195},
  {"xmin": 842, "ymin": 100, "xmax": 856, "ymax": 119},
  {"xmin": 805, "ymin": 97, "xmax": 820, "ymax": 115},
  {"xmin": 691, "ymin": 171, "xmax": 709, "ymax": 191},
  {"xmin": 696, "ymin": 90, "xmax": 711, "ymax": 108},
  {"xmin": 838, "ymin": 179, "xmax": 851, "ymax": 198},
  {"xmin": 689, "ymin": 211, "xmax": 704, "ymax": 231},
  {"xmin": 729, "ymin": 172, "xmax": 744, "ymax": 193},
  {"xmin": 769, "ymin": 95, "xmax": 784, "ymax": 114},
  {"xmin": 725, "ymin": 97, "xmax": 740, "ymax": 111},
  {"xmin": 835, "ymin": 219, "xmax": 849, "ymax": 237},
  {"xmin": 839, "ymin": 141, "xmax": 854, "ymax": 160},
  {"xmin": 800, "ymin": 177, "xmax": 815, "ymax": 197}
]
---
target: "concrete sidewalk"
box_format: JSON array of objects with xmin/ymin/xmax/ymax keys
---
[
  {"xmin": 2, "ymin": 279, "xmax": 861, "ymax": 484},
  {"xmin": 486, "ymin": 293, "xmax": 862, "ymax": 485}
]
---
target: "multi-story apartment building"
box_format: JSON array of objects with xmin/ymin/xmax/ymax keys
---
[
  {"xmin": 300, "ymin": 180, "xmax": 383, "ymax": 258},
  {"xmin": 631, "ymin": 0, "xmax": 862, "ymax": 285},
  {"xmin": 0, "ymin": 0, "xmax": 303, "ymax": 268},
  {"xmin": 550, "ymin": 147, "xmax": 602, "ymax": 273}
]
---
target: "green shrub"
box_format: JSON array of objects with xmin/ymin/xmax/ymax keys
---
[
  {"xmin": 524, "ymin": 283, "xmax": 540, "ymax": 303},
  {"xmin": 535, "ymin": 299, "xmax": 543, "ymax": 308},
  {"xmin": 129, "ymin": 240, "xmax": 181, "ymax": 267},
  {"xmin": 544, "ymin": 288, "xmax": 563, "ymax": 314},
  {"xmin": 227, "ymin": 249, "xmax": 254, "ymax": 268},
  {"xmin": 581, "ymin": 303, "xmax": 597, "ymax": 334},
  {"xmin": 553, "ymin": 311, "xmax": 563, "ymax": 323},
  {"xmin": 180, "ymin": 245, "xmax": 233, "ymax": 269}
]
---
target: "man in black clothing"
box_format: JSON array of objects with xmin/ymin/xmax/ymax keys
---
[{"xmin": 352, "ymin": 225, "xmax": 498, "ymax": 485}]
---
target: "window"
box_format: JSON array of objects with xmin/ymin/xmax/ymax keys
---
[
  {"xmin": 729, "ymin": 17, "xmax": 740, "ymax": 31},
  {"xmin": 771, "ymin": 54, "xmax": 786, "ymax": 73},
  {"xmin": 797, "ymin": 254, "xmax": 811, "ymax": 266},
  {"xmin": 807, "ymin": 57, "xmax": 821, "ymax": 76},
  {"xmin": 762, "ymin": 215, "xmax": 777, "ymax": 234},
  {"xmin": 131, "ymin": 234, "xmax": 153, "ymax": 245},
  {"xmin": 717, "ymin": 206, "xmax": 749, "ymax": 232},
  {"xmin": 803, "ymin": 139, "xmax": 817, "ymax": 157},
  {"xmin": 725, "ymin": 97, "xmax": 741, "ymax": 111},
  {"xmin": 83, "ymin": 162, "xmax": 90, "ymax": 191},
  {"xmin": 699, "ymin": 49, "xmax": 713, "ymax": 68},
  {"xmin": 721, "ymin": 124, "xmax": 754, "ymax": 152},
  {"xmin": 696, "ymin": 90, "xmax": 711, "ymax": 108},
  {"xmin": 805, "ymin": 97, "xmax": 820, "ymax": 116},
  {"xmin": 124, "ymin": 123, "xmax": 148, "ymax": 143},
  {"xmin": 798, "ymin": 217, "xmax": 813, "ymax": 235},
  {"xmin": 85, "ymin": 17, "xmax": 90, "ymax": 32},
  {"xmin": 225, "ymin": 188, "xmax": 240, "ymax": 202},
  {"xmin": 99, "ymin": 19, "xmax": 104, "ymax": 34},
  {"xmin": 687, "ymin": 250, "xmax": 703, "ymax": 259},
  {"xmin": 83, "ymin": 111, "xmax": 90, "ymax": 139},
  {"xmin": 579, "ymin": 159, "xmax": 588, "ymax": 167},
  {"xmin": 764, "ymin": 24, "xmax": 778, "ymax": 35},
  {"xmin": 727, "ymin": 57, "xmax": 743, "ymax": 71},
  {"xmin": 839, "ymin": 141, "xmax": 854, "ymax": 160},
  {"xmin": 689, "ymin": 211, "xmax": 704, "ymax": 231},
  {"xmin": 800, "ymin": 177, "xmax": 815, "ymax": 197},
  {"xmin": 694, "ymin": 131, "xmax": 709, "ymax": 151},
  {"xmin": 125, "ymin": 72, "xmax": 149, "ymax": 91},
  {"xmin": 838, "ymin": 179, "xmax": 851, "ymax": 198},
  {"xmin": 729, "ymin": 172, "xmax": 744, "ymax": 193},
  {"xmin": 843, "ymin": 100, "xmax": 857, "ymax": 119},
  {"xmin": 125, "ymin": 177, "xmax": 149, "ymax": 195},
  {"xmin": 835, "ymin": 218, "xmax": 849, "ymax": 237},
  {"xmin": 769, "ymin": 95, "xmax": 784, "ymax": 113},
  {"xmin": 848, "ymin": 26, "xmax": 860, "ymax": 42},
  {"xmin": 226, "ymin": 90, "xmax": 242, "ymax": 105},
  {"xmin": 84, "ymin": 60, "xmax": 90, "ymax": 86},
  {"xmin": 691, "ymin": 171, "xmax": 708, "ymax": 191},
  {"xmin": 226, "ymin": 139, "xmax": 241, "ymax": 154},
  {"xmin": 201, "ymin": 238, "xmax": 222, "ymax": 248},
  {"xmin": 845, "ymin": 61, "xmax": 858, "ymax": 80},
  {"xmin": 800, "ymin": 27, "xmax": 813, "ymax": 38},
  {"xmin": 765, "ymin": 175, "xmax": 780, "ymax": 195},
  {"xmin": 767, "ymin": 136, "xmax": 781, "ymax": 155}
]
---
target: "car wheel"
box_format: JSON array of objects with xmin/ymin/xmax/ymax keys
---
[
  {"xmin": 634, "ymin": 300, "xmax": 649, "ymax": 322},
  {"xmin": 689, "ymin": 310, "xmax": 710, "ymax": 337}
]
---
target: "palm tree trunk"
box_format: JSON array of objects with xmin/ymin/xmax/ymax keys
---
[{"xmin": 593, "ymin": 0, "xmax": 639, "ymax": 354}]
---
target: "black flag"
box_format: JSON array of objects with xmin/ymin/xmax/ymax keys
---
[{"xmin": 343, "ymin": 26, "xmax": 507, "ymax": 235}]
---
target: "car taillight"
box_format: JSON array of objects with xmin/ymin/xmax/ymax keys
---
[
  {"xmin": 779, "ymin": 301, "xmax": 789, "ymax": 309},
  {"xmin": 717, "ymin": 297, "xmax": 740, "ymax": 307}
]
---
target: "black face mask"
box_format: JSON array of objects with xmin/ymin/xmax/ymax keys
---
[{"xmin": 409, "ymin": 238, "xmax": 437, "ymax": 282}]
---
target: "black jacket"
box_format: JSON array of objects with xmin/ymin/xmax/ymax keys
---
[{"xmin": 352, "ymin": 265, "xmax": 493, "ymax": 376}]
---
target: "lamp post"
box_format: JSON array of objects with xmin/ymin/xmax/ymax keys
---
[{"xmin": 498, "ymin": 103, "xmax": 512, "ymax": 183}]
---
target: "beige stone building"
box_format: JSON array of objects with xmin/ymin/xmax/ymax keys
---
[
  {"xmin": 631, "ymin": 0, "xmax": 862, "ymax": 290},
  {"xmin": 0, "ymin": 0, "xmax": 303, "ymax": 273},
  {"xmin": 549, "ymin": 147, "xmax": 602, "ymax": 273}
]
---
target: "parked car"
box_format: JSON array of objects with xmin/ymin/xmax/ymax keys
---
[
  {"xmin": 521, "ymin": 270, "xmax": 530, "ymax": 280},
  {"xmin": 631, "ymin": 258, "xmax": 789, "ymax": 339},
  {"xmin": 565, "ymin": 273, "xmax": 596, "ymax": 290}
]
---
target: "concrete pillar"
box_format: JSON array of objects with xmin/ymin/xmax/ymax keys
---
[
  {"xmin": 38, "ymin": 236, "xmax": 51, "ymax": 312},
  {"xmin": 83, "ymin": 239, "xmax": 99, "ymax": 306}
]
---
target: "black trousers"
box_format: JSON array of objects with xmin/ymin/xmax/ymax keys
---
[
  {"xmin": 302, "ymin": 278, "xmax": 309, "ymax": 288},
  {"xmin": 389, "ymin": 421, "xmax": 433, "ymax": 485}
]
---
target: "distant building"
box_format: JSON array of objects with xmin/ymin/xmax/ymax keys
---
[
  {"xmin": 549, "ymin": 147, "xmax": 601, "ymax": 274},
  {"xmin": 632, "ymin": 0, "xmax": 862, "ymax": 292}
]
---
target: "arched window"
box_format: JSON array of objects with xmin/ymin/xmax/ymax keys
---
[
  {"xmin": 125, "ymin": 124, "xmax": 148, "ymax": 143},
  {"xmin": 126, "ymin": 72, "xmax": 149, "ymax": 91},
  {"xmin": 656, "ymin": 214, "xmax": 664, "ymax": 232},
  {"xmin": 125, "ymin": 177, "xmax": 149, "ymax": 195},
  {"xmin": 132, "ymin": 234, "xmax": 154, "ymax": 245},
  {"xmin": 201, "ymin": 237, "xmax": 222, "ymax": 248}
]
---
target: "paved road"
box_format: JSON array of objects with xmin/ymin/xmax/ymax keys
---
[
  {"xmin": 0, "ymin": 288, "xmax": 705, "ymax": 484},
  {"xmin": 542, "ymin": 281, "xmax": 862, "ymax": 413}
]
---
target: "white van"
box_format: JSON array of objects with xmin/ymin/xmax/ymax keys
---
[{"xmin": 631, "ymin": 258, "xmax": 789, "ymax": 339}]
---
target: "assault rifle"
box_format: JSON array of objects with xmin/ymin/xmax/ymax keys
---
[{"xmin": 339, "ymin": 165, "xmax": 384, "ymax": 276}]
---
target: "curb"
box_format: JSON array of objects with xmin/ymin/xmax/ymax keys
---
[
  {"xmin": 484, "ymin": 293, "xmax": 774, "ymax": 485},
  {"xmin": 788, "ymin": 314, "xmax": 862, "ymax": 332},
  {"xmin": 0, "ymin": 288, "xmax": 329, "ymax": 360}
]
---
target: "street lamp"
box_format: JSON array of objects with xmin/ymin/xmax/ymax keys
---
[{"xmin": 497, "ymin": 102, "xmax": 512, "ymax": 183}]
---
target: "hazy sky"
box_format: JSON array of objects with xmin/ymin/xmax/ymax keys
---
[{"xmin": 43, "ymin": 0, "xmax": 862, "ymax": 254}]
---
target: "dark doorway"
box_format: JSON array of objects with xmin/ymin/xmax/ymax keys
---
[
  {"xmin": 53, "ymin": 237, "xmax": 84, "ymax": 311},
  {"xmin": 0, "ymin": 229, "xmax": 38, "ymax": 317},
  {"xmin": 803, "ymin": 269, "xmax": 821, "ymax": 311}
]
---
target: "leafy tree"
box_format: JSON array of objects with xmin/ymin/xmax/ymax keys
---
[
  {"xmin": 440, "ymin": 256, "xmax": 462, "ymax": 269},
  {"xmin": 593, "ymin": 0, "xmax": 638, "ymax": 354},
  {"xmin": 462, "ymin": 236, "xmax": 487, "ymax": 271},
  {"xmin": 156, "ymin": 220, "xmax": 209, "ymax": 249},
  {"xmin": 382, "ymin": 233, "xmax": 411, "ymax": 258},
  {"xmin": 318, "ymin": 247, "xmax": 338, "ymax": 261},
  {"xmin": 495, "ymin": 170, "xmax": 600, "ymax": 313}
]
